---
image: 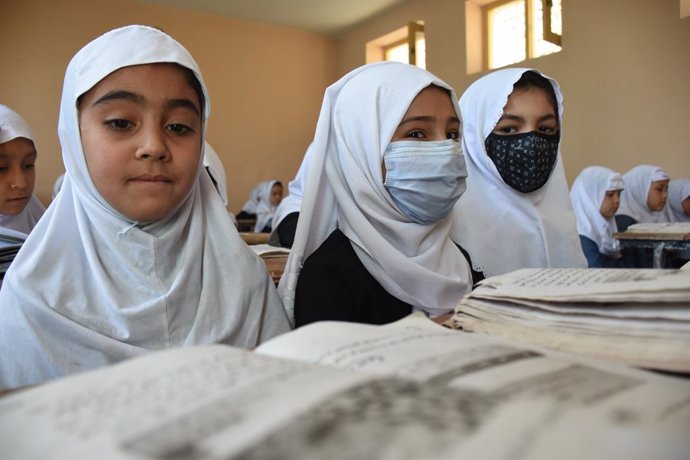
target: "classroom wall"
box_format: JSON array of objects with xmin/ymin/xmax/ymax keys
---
[
  {"xmin": 0, "ymin": 0, "xmax": 338, "ymax": 212},
  {"xmin": 338, "ymin": 0, "xmax": 690, "ymax": 183}
]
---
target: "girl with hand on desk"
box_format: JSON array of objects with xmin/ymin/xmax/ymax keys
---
[
  {"xmin": 0, "ymin": 25, "xmax": 290, "ymax": 390},
  {"xmin": 279, "ymin": 62, "xmax": 473, "ymax": 328},
  {"xmin": 450, "ymin": 68, "xmax": 587, "ymax": 278},
  {"xmin": 570, "ymin": 166, "xmax": 629, "ymax": 268},
  {"xmin": 615, "ymin": 164, "xmax": 670, "ymax": 268},
  {"xmin": 662, "ymin": 179, "xmax": 690, "ymax": 223},
  {"xmin": 0, "ymin": 105, "xmax": 45, "ymax": 236}
]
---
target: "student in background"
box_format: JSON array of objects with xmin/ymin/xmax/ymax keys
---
[
  {"xmin": 0, "ymin": 25, "xmax": 290, "ymax": 390},
  {"xmin": 570, "ymin": 166, "xmax": 628, "ymax": 268},
  {"xmin": 279, "ymin": 62, "xmax": 473, "ymax": 327},
  {"xmin": 662, "ymin": 179, "xmax": 690, "ymax": 222},
  {"xmin": 238, "ymin": 179, "xmax": 283, "ymax": 232},
  {"xmin": 203, "ymin": 141, "xmax": 238, "ymax": 227},
  {"xmin": 615, "ymin": 165, "xmax": 670, "ymax": 268},
  {"xmin": 0, "ymin": 105, "xmax": 45, "ymax": 235},
  {"xmin": 451, "ymin": 68, "xmax": 586, "ymax": 278}
]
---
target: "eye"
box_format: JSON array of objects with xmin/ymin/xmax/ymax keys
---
[
  {"xmin": 105, "ymin": 119, "xmax": 134, "ymax": 131},
  {"xmin": 495, "ymin": 126, "xmax": 517, "ymax": 135},
  {"xmin": 538, "ymin": 125, "xmax": 558, "ymax": 134},
  {"xmin": 0, "ymin": 166, "xmax": 7, "ymax": 173},
  {"xmin": 167, "ymin": 123, "xmax": 194, "ymax": 135},
  {"xmin": 405, "ymin": 130, "xmax": 425, "ymax": 139},
  {"xmin": 22, "ymin": 163, "xmax": 35, "ymax": 171},
  {"xmin": 447, "ymin": 130, "xmax": 460, "ymax": 141}
]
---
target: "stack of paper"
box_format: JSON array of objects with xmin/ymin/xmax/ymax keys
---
[{"xmin": 454, "ymin": 268, "xmax": 690, "ymax": 372}]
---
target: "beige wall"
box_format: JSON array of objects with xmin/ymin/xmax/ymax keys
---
[
  {"xmin": 339, "ymin": 0, "xmax": 690, "ymax": 183},
  {"xmin": 0, "ymin": 0, "xmax": 338, "ymax": 212}
]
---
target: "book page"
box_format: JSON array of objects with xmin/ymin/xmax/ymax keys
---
[
  {"xmin": 626, "ymin": 222, "xmax": 690, "ymax": 234},
  {"xmin": 247, "ymin": 243, "xmax": 290, "ymax": 257}
]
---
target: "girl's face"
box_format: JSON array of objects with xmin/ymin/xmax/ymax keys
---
[
  {"xmin": 269, "ymin": 183, "xmax": 283, "ymax": 207},
  {"xmin": 391, "ymin": 85, "xmax": 460, "ymax": 142},
  {"xmin": 492, "ymin": 88, "xmax": 559, "ymax": 136},
  {"xmin": 599, "ymin": 189, "xmax": 621, "ymax": 219},
  {"xmin": 683, "ymin": 197, "xmax": 690, "ymax": 216},
  {"xmin": 0, "ymin": 137, "xmax": 36, "ymax": 215},
  {"xmin": 647, "ymin": 179, "xmax": 669, "ymax": 212},
  {"xmin": 78, "ymin": 63, "xmax": 202, "ymax": 222}
]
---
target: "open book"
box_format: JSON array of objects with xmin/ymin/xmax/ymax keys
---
[
  {"xmin": 0, "ymin": 227, "xmax": 27, "ymax": 278},
  {"xmin": 453, "ymin": 268, "xmax": 690, "ymax": 372},
  {"xmin": 2, "ymin": 314, "xmax": 689, "ymax": 459}
]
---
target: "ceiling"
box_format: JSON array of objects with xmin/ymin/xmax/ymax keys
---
[{"xmin": 138, "ymin": 0, "xmax": 411, "ymax": 35}]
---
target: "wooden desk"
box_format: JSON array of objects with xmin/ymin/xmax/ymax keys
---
[
  {"xmin": 240, "ymin": 232, "xmax": 270, "ymax": 245},
  {"xmin": 262, "ymin": 254, "xmax": 288, "ymax": 285},
  {"xmin": 614, "ymin": 229, "xmax": 690, "ymax": 268}
]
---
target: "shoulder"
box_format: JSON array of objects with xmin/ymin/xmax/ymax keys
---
[{"xmin": 615, "ymin": 214, "xmax": 637, "ymax": 232}]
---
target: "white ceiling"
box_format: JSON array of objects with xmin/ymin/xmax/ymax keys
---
[{"xmin": 138, "ymin": 0, "xmax": 411, "ymax": 35}]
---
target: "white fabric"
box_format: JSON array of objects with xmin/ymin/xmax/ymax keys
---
[
  {"xmin": 253, "ymin": 179, "xmax": 280, "ymax": 232},
  {"xmin": 617, "ymin": 165, "xmax": 670, "ymax": 223},
  {"xmin": 240, "ymin": 181, "xmax": 264, "ymax": 214},
  {"xmin": 0, "ymin": 105, "xmax": 46, "ymax": 234},
  {"xmin": 279, "ymin": 61, "xmax": 473, "ymax": 324},
  {"xmin": 450, "ymin": 68, "xmax": 587, "ymax": 277},
  {"xmin": 663, "ymin": 179, "xmax": 690, "ymax": 222},
  {"xmin": 52, "ymin": 173, "xmax": 65, "ymax": 199},
  {"xmin": 570, "ymin": 166, "xmax": 623, "ymax": 256},
  {"xmin": 0, "ymin": 25, "xmax": 290, "ymax": 389},
  {"xmin": 202, "ymin": 142, "xmax": 228, "ymax": 207}
]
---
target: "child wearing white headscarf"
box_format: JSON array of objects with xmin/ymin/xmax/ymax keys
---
[
  {"xmin": 239, "ymin": 180, "xmax": 283, "ymax": 232},
  {"xmin": 0, "ymin": 105, "xmax": 45, "ymax": 236},
  {"xmin": 0, "ymin": 25, "xmax": 290, "ymax": 389},
  {"xmin": 279, "ymin": 62, "xmax": 473, "ymax": 327},
  {"xmin": 203, "ymin": 141, "xmax": 238, "ymax": 226},
  {"xmin": 570, "ymin": 166, "xmax": 628, "ymax": 268},
  {"xmin": 269, "ymin": 149, "xmax": 312, "ymax": 247},
  {"xmin": 615, "ymin": 164, "xmax": 670, "ymax": 268},
  {"xmin": 662, "ymin": 179, "xmax": 690, "ymax": 223},
  {"xmin": 450, "ymin": 68, "xmax": 586, "ymax": 277}
]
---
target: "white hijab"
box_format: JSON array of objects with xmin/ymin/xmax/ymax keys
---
[
  {"xmin": 617, "ymin": 165, "xmax": 670, "ymax": 223},
  {"xmin": 570, "ymin": 166, "xmax": 624, "ymax": 255},
  {"xmin": 253, "ymin": 179, "xmax": 280, "ymax": 232},
  {"xmin": 0, "ymin": 105, "xmax": 46, "ymax": 235},
  {"xmin": 279, "ymin": 62, "xmax": 472, "ymax": 324},
  {"xmin": 0, "ymin": 25, "xmax": 290, "ymax": 389},
  {"xmin": 202, "ymin": 141, "xmax": 228, "ymax": 206},
  {"xmin": 450, "ymin": 68, "xmax": 586, "ymax": 277},
  {"xmin": 662, "ymin": 179, "xmax": 690, "ymax": 223}
]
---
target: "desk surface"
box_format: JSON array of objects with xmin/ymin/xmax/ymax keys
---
[
  {"xmin": 614, "ymin": 231, "xmax": 690, "ymax": 241},
  {"xmin": 240, "ymin": 232, "xmax": 270, "ymax": 245}
]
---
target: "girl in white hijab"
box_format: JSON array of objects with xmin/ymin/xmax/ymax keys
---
[
  {"xmin": 570, "ymin": 166, "xmax": 628, "ymax": 268},
  {"xmin": 279, "ymin": 61, "xmax": 473, "ymax": 327},
  {"xmin": 616, "ymin": 165, "xmax": 670, "ymax": 230},
  {"xmin": 0, "ymin": 104, "xmax": 45, "ymax": 236},
  {"xmin": 268, "ymin": 149, "xmax": 312, "ymax": 247},
  {"xmin": 239, "ymin": 180, "xmax": 283, "ymax": 232},
  {"xmin": 450, "ymin": 68, "xmax": 586, "ymax": 277},
  {"xmin": 203, "ymin": 141, "xmax": 238, "ymax": 226},
  {"xmin": 0, "ymin": 25, "xmax": 290, "ymax": 389}
]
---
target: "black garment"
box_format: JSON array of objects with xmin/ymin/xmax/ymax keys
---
[
  {"xmin": 276, "ymin": 212, "xmax": 299, "ymax": 248},
  {"xmin": 456, "ymin": 245, "xmax": 485, "ymax": 285},
  {"xmin": 615, "ymin": 215, "xmax": 654, "ymax": 268},
  {"xmin": 579, "ymin": 235, "xmax": 628, "ymax": 268},
  {"xmin": 236, "ymin": 211, "xmax": 256, "ymax": 220}
]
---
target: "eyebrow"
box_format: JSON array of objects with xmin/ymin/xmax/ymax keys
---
[
  {"xmin": 398, "ymin": 115, "xmax": 461, "ymax": 126},
  {"xmin": 92, "ymin": 90, "xmax": 201, "ymax": 117},
  {"xmin": 498, "ymin": 113, "xmax": 557, "ymax": 123}
]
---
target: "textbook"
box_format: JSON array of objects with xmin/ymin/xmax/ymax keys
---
[
  {"xmin": 453, "ymin": 268, "xmax": 690, "ymax": 372},
  {"xmin": 2, "ymin": 314, "xmax": 689, "ymax": 459}
]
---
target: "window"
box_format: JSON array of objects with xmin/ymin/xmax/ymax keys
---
[
  {"xmin": 466, "ymin": 0, "xmax": 561, "ymax": 73},
  {"xmin": 366, "ymin": 22, "xmax": 426, "ymax": 69}
]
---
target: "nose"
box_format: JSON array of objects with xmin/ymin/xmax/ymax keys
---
[
  {"xmin": 135, "ymin": 127, "xmax": 170, "ymax": 161},
  {"xmin": 9, "ymin": 167, "xmax": 28, "ymax": 190}
]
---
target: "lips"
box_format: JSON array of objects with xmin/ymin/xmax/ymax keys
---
[{"xmin": 130, "ymin": 174, "xmax": 171, "ymax": 183}]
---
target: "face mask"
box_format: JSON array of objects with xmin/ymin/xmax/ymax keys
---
[
  {"xmin": 485, "ymin": 131, "xmax": 560, "ymax": 193},
  {"xmin": 383, "ymin": 139, "xmax": 467, "ymax": 224}
]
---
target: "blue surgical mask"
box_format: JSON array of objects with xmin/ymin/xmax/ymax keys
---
[{"xmin": 383, "ymin": 139, "xmax": 467, "ymax": 224}]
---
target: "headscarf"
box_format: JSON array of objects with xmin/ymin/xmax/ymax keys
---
[
  {"xmin": 450, "ymin": 68, "xmax": 587, "ymax": 277},
  {"xmin": 253, "ymin": 179, "xmax": 280, "ymax": 232},
  {"xmin": 0, "ymin": 25, "xmax": 290, "ymax": 389},
  {"xmin": 0, "ymin": 105, "xmax": 46, "ymax": 235},
  {"xmin": 279, "ymin": 61, "xmax": 473, "ymax": 325},
  {"xmin": 240, "ymin": 181, "xmax": 265, "ymax": 214},
  {"xmin": 570, "ymin": 166, "xmax": 624, "ymax": 255},
  {"xmin": 662, "ymin": 179, "xmax": 690, "ymax": 222},
  {"xmin": 617, "ymin": 165, "xmax": 670, "ymax": 223},
  {"xmin": 270, "ymin": 144, "xmax": 313, "ymax": 239},
  {"xmin": 52, "ymin": 174, "xmax": 65, "ymax": 200},
  {"xmin": 202, "ymin": 141, "xmax": 228, "ymax": 207}
]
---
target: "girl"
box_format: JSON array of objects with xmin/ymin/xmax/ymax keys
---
[
  {"xmin": 615, "ymin": 165, "xmax": 670, "ymax": 230},
  {"xmin": 0, "ymin": 25, "xmax": 290, "ymax": 389},
  {"xmin": 570, "ymin": 166, "xmax": 628, "ymax": 268},
  {"xmin": 0, "ymin": 105, "xmax": 45, "ymax": 235},
  {"xmin": 451, "ymin": 68, "xmax": 586, "ymax": 277},
  {"xmin": 279, "ymin": 62, "xmax": 473, "ymax": 327},
  {"xmin": 615, "ymin": 164, "xmax": 670, "ymax": 268},
  {"xmin": 238, "ymin": 180, "xmax": 283, "ymax": 232}
]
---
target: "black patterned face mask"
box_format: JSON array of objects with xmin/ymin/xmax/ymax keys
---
[{"xmin": 485, "ymin": 131, "xmax": 560, "ymax": 193}]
